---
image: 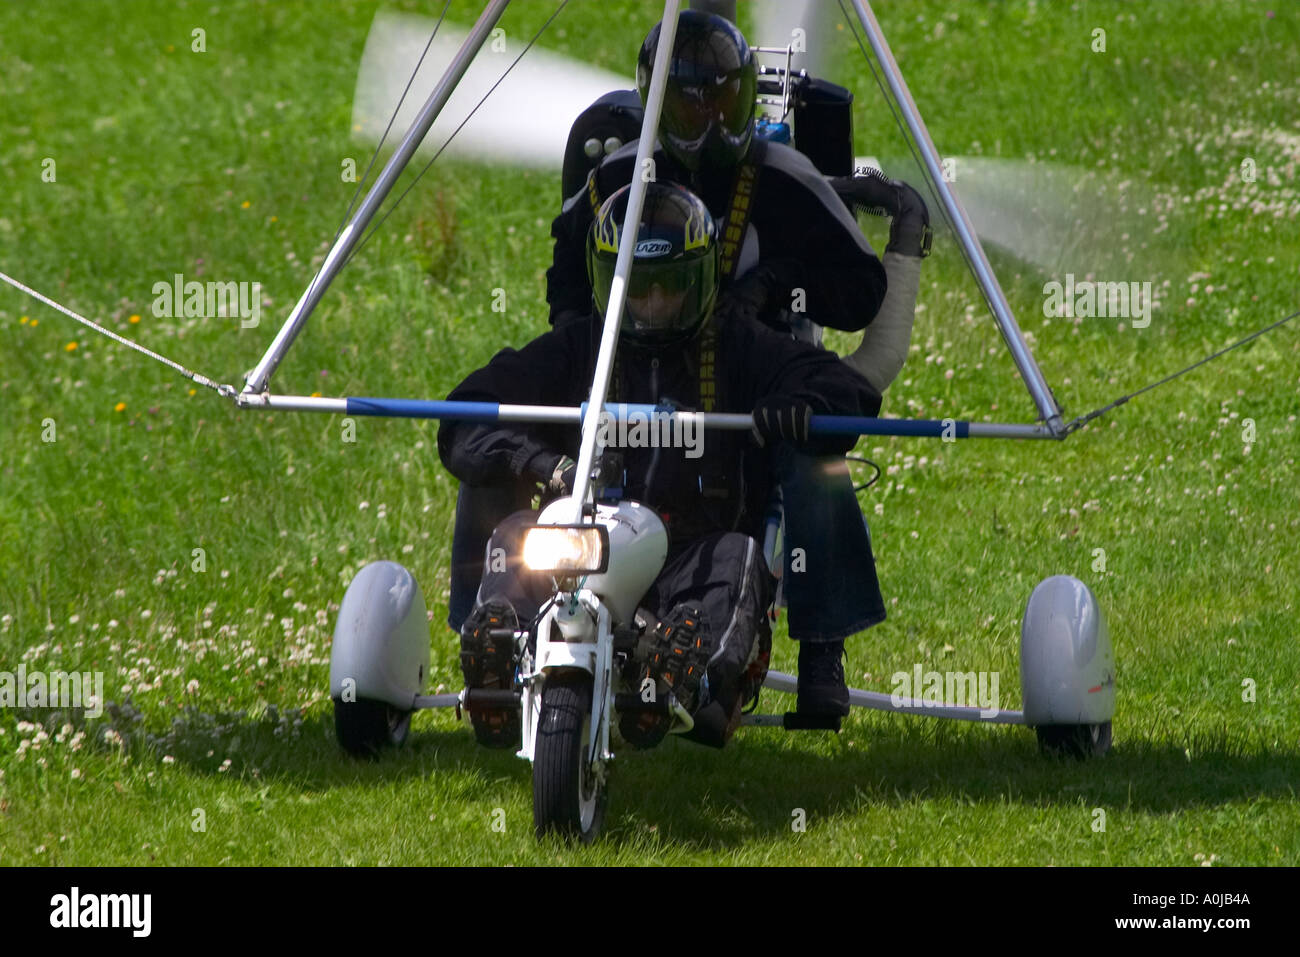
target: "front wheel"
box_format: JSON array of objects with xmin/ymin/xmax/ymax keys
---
[{"xmin": 533, "ymin": 672, "xmax": 606, "ymax": 843}]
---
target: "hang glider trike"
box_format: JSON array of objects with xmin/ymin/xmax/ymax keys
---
[
  {"xmin": 309, "ymin": 0, "xmax": 1118, "ymax": 843},
  {"xmin": 3, "ymin": 0, "xmax": 1133, "ymax": 843}
]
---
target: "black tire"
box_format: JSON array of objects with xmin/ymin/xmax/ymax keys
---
[
  {"xmin": 533, "ymin": 672, "xmax": 606, "ymax": 843},
  {"xmin": 1035, "ymin": 721, "xmax": 1112, "ymax": 759},
  {"xmin": 333, "ymin": 696, "xmax": 412, "ymax": 758}
]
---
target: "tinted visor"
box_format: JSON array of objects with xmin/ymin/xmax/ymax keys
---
[
  {"xmin": 663, "ymin": 66, "xmax": 749, "ymax": 144},
  {"xmin": 591, "ymin": 254, "xmax": 717, "ymax": 346}
]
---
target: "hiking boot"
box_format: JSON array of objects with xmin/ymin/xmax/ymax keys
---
[
  {"xmin": 797, "ymin": 640, "xmax": 850, "ymax": 716},
  {"xmin": 619, "ymin": 607, "xmax": 708, "ymax": 749},
  {"xmin": 460, "ymin": 598, "xmax": 522, "ymax": 749}
]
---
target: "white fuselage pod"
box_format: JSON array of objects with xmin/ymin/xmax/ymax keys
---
[
  {"xmin": 330, "ymin": 560, "xmax": 430, "ymax": 710},
  {"xmin": 1019, "ymin": 574, "xmax": 1116, "ymax": 726},
  {"xmin": 537, "ymin": 498, "xmax": 668, "ymax": 626}
]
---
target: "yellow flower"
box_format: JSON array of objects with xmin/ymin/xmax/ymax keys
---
[
  {"xmin": 114, "ymin": 402, "xmax": 126, "ymax": 412},
  {"xmin": 29, "ymin": 319, "xmax": 37, "ymax": 326},
  {"xmin": 270, "ymin": 215, "xmax": 278, "ymax": 223},
  {"xmin": 310, "ymin": 391, "xmax": 322, "ymax": 398},
  {"xmin": 129, "ymin": 314, "xmax": 141, "ymax": 324},
  {"xmin": 65, "ymin": 341, "xmax": 77, "ymax": 352},
  {"xmin": 188, "ymin": 388, "xmax": 197, "ymax": 396},
  {"xmin": 241, "ymin": 200, "xmax": 251, "ymax": 209}
]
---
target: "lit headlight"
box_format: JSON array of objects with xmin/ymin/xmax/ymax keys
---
[{"xmin": 522, "ymin": 525, "xmax": 609, "ymax": 575}]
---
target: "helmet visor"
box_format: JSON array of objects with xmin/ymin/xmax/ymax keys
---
[
  {"xmin": 661, "ymin": 71, "xmax": 752, "ymax": 166},
  {"xmin": 664, "ymin": 68, "xmax": 748, "ymax": 137},
  {"xmin": 591, "ymin": 254, "xmax": 717, "ymax": 346}
]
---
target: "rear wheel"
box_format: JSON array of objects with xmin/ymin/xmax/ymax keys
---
[
  {"xmin": 533, "ymin": 672, "xmax": 606, "ymax": 843},
  {"xmin": 334, "ymin": 697, "xmax": 412, "ymax": 758},
  {"xmin": 1036, "ymin": 721, "xmax": 1111, "ymax": 759}
]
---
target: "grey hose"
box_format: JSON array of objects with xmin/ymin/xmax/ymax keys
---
[{"xmin": 844, "ymin": 250, "xmax": 921, "ymax": 394}]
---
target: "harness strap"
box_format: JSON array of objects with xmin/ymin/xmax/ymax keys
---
[
  {"xmin": 718, "ymin": 139, "xmax": 764, "ymax": 281},
  {"xmin": 586, "ymin": 166, "xmax": 603, "ymax": 217}
]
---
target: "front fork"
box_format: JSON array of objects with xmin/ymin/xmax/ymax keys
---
[{"xmin": 518, "ymin": 590, "xmax": 613, "ymax": 782}]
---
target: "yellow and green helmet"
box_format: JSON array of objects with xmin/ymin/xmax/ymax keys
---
[{"xmin": 587, "ymin": 182, "xmax": 720, "ymax": 348}]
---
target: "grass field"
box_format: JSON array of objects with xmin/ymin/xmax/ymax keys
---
[{"xmin": 1, "ymin": 0, "xmax": 1297, "ymax": 865}]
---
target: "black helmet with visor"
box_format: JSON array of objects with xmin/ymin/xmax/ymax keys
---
[
  {"xmin": 636, "ymin": 11, "xmax": 757, "ymax": 173},
  {"xmin": 587, "ymin": 183, "xmax": 719, "ymax": 349}
]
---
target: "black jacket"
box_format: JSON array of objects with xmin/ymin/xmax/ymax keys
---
[
  {"xmin": 546, "ymin": 140, "xmax": 888, "ymax": 332},
  {"xmin": 438, "ymin": 311, "xmax": 881, "ymax": 549}
]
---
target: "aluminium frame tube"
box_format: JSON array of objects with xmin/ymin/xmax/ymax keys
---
[
  {"xmin": 848, "ymin": 0, "xmax": 1065, "ymax": 435},
  {"xmin": 243, "ymin": 0, "xmax": 513, "ymax": 396}
]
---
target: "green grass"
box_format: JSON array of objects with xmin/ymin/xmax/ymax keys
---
[{"xmin": 1, "ymin": 0, "xmax": 1297, "ymax": 865}]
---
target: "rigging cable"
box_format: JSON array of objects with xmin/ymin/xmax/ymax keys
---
[
  {"xmin": 341, "ymin": 0, "xmax": 570, "ymax": 269},
  {"xmin": 0, "ymin": 269, "xmax": 238, "ymax": 398},
  {"xmin": 1062, "ymin": 307, "xmax": 1300, "ymax": 435}
]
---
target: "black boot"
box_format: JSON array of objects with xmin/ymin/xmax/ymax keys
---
[
  {"xmin": 460, "ymin": 598, "xmax": 522, "ymax": 749},
  {"xmin": 797, "ymin": 640, "xmax": 850, "ymax": 716},
  {"xmin": 619, "ymin": 606, "xmax": 708, "ymax": 750}
]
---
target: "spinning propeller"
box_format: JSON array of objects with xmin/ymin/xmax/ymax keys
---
[{"xmin": 348, "ymin": 1, "xmax": 1140, "ymax": 280}]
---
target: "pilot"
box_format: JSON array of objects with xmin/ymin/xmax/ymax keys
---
[{"xmin": 440, "ymin": 182, "xmax": 880, "ymax": 749}]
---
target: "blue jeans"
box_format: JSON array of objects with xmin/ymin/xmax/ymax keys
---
[{"xmin": 774, "ymin": 446, "xmax": 886, "ymax": 642}]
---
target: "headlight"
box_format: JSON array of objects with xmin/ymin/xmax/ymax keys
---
[{"xmin": 522, "ymin": 524, "xmax": 609, "ymax": 575}]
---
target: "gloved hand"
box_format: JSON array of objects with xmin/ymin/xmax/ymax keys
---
[
  {"xmin": 751, "ymin": 395, "xmax": 813, "ymax": 447},
  {"xmin": 832, "ymin": 169, "xmax": 932, "ymax": 258},
  {"xmin": 545, "ymin": 455, "xmax": 578, "ymax": 498}
]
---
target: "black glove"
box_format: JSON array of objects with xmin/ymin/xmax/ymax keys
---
[
  {"xmin": 751, "ymin": 395, "xmax": 813, "ymax": 448},
  {"xmin": 545, "ymin": 455, "xmax": 578, "ymax": 498},
  {"xmin": 832, "ymin": 169, "xmax": 932, "ymax": 258}
]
